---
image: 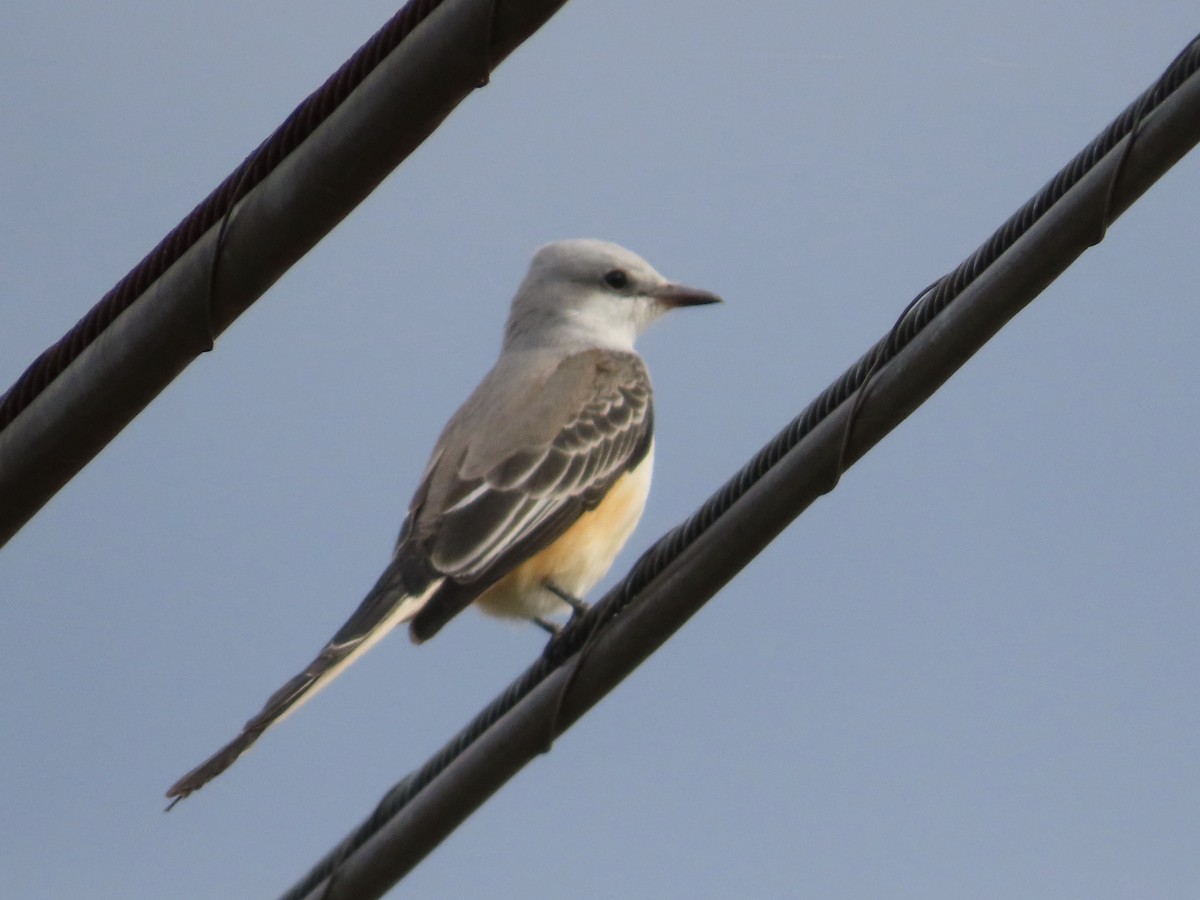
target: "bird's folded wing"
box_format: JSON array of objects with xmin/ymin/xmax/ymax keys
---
[{"xmin": 402, "ymin": 348, "xmax": 653, "ymax": 636}]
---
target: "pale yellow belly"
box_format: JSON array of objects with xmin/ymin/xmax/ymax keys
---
[{"xmin": 474, "ymin": 446, "xmax": 654, "ymax": 620}]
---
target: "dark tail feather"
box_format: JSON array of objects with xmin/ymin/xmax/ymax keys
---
[
  {"xmin": 165, "ymin": 557, "xmax": 434, "ymax": 806},
  {"xmin": 165, "ymin": 727, "xmax": 263, "ymax": 809}
]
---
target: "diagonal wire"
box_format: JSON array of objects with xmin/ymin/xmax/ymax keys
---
[{"xmin": 0, "ymin": 0, "xmax": 446, "ymax": 431}]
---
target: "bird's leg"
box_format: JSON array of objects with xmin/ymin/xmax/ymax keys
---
[
  {"xmin": 544, "ymin": 581, "xmax": 590, "ymax": 619},
  {"xmin": 532, "ymin": 583, "xmax": 589, "ymax": 636}
]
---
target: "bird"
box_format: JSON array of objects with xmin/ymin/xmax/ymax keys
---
[{"xmin": 166, "ymin": 238, "xmax": 720, "ymax": 803}]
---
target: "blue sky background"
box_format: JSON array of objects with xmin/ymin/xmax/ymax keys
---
[{"xmin": 3, "ymin": 3, "xmax": 1199, "ymax": 897}]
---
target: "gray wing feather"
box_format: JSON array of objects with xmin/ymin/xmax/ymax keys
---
[
  {"xmin": 405, "ymin": 349, "xmax": 653, "ymax": 639},
  {"xmin": 426, "ymin": 351, "xmax": 650, "ymax": 578}
]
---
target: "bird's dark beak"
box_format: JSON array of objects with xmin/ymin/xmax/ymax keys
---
[{"xmin": 650, "ymin": 282, "xmax": 723, "ymax": 308}]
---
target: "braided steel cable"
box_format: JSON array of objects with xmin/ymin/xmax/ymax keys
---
[
  {"xmin": 571, "ymin": 34, "xmax": 1200, "ymax": 647},
  {"xmin": 0, "ymin": 0, "xmax": 446, "ymax": 431}
]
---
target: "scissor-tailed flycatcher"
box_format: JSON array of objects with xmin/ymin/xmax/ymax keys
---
[{"xmin": 166, "ymin": 239, "xmax": 719, "ymax": 802}]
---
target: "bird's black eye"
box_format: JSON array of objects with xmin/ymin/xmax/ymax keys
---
[{"xmin": 603, "ymin": 268, "xmax": 629, "ymax": 290}]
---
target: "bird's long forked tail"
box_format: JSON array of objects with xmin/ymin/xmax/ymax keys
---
[{"xmin": 165, "ymin": 558, "xmax": 436, "ymax": 807}]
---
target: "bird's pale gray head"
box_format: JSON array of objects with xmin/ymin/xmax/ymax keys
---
[{"xmin": 503, "ymin": 239, "xmax": 720, "ymax": 352}]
